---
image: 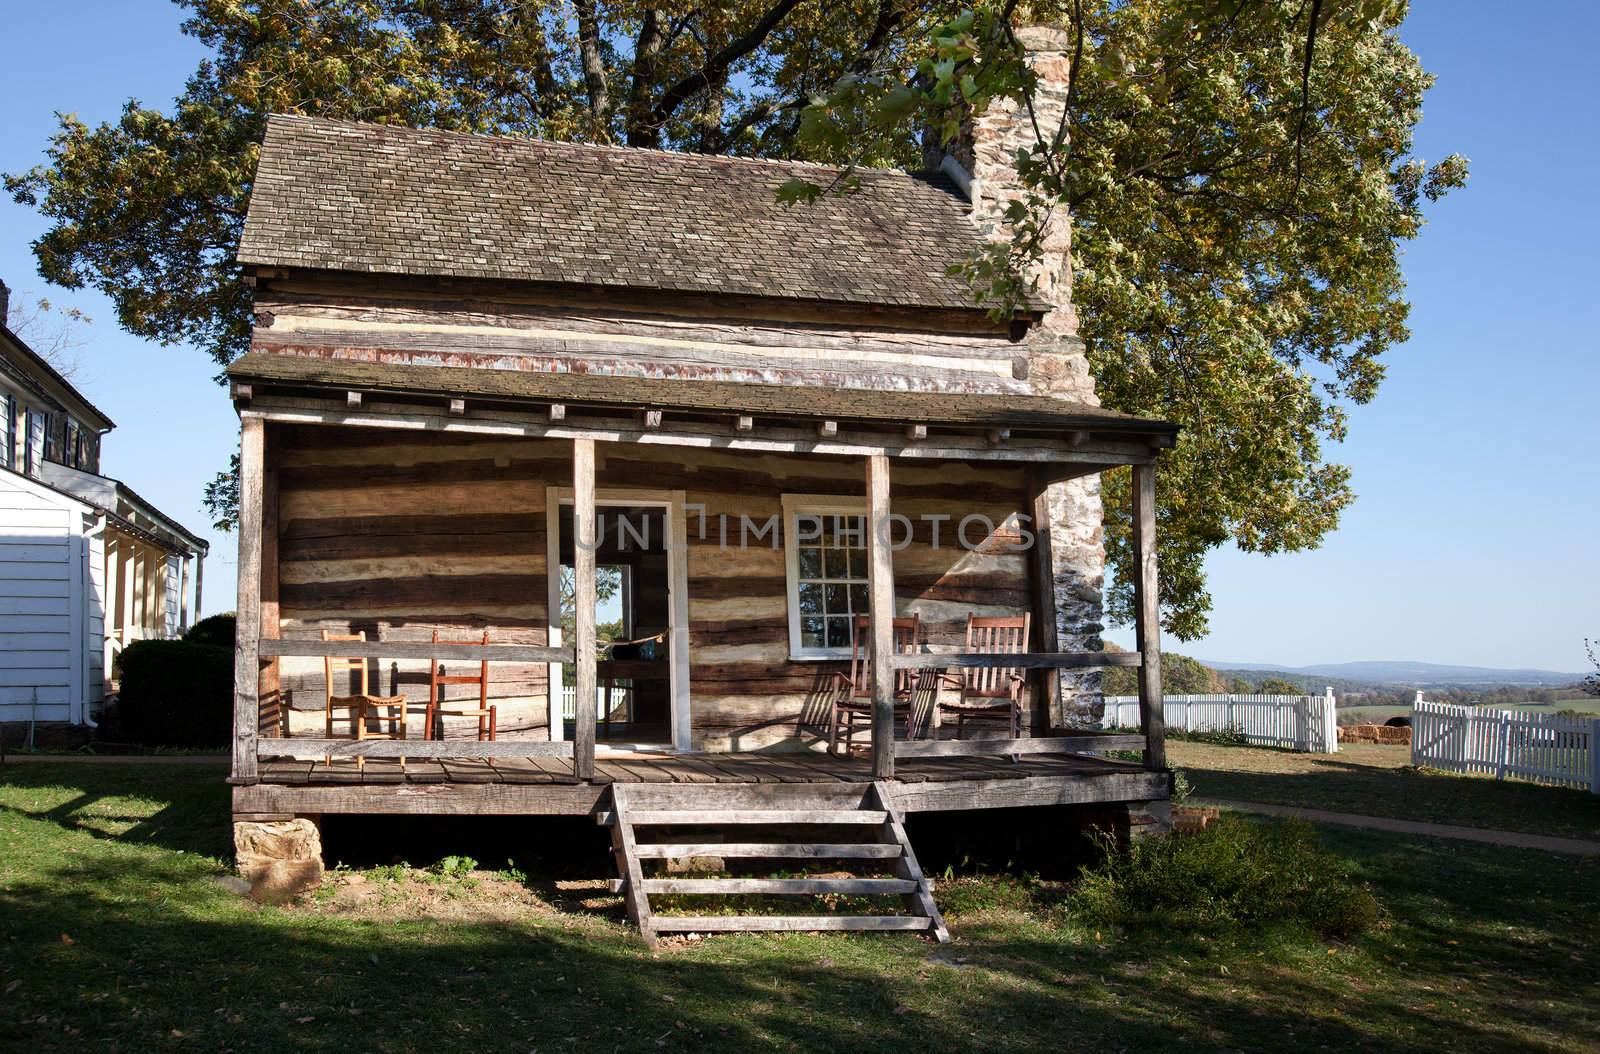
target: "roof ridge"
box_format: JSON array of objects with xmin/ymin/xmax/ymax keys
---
[{"xmin": 265, "ymin": 113, "xmax": 926, "ymax": 180}]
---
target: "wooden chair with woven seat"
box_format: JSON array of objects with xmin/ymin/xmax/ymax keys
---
[
  {"xmin": 827, "ymin": 612, "xmax": 921, "ymax": 756},
  {"xmin": 322, "ymin": 629, "xmax": 409, "ymax": 767},
  {"xmin": 936, "ymin": 613, "xmax": 1030, "ymax": 739},
  {"xmin": 424, "ymin": 629, "xmax": 497, "ymax": 741}
]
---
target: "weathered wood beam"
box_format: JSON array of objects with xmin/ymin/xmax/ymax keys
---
[
  {"xmin": 818, "ymin": 419, "xmax": 839, "ymax": 438},
  {"xmin": 866, "ymin": 453, "xmax": 895, "ymax": 780},
  {"xmin": 449, "ymin": 397, "xmax": 466, "ymax": 416},
  {"xmin": 887, "ymin": 651, "xmax": 1140, "ymax": 670},
  {"xmin": 548, "ymin": 403, "xmax": 567, "ymax": 422},
  {"xmin": 1132, "ymin": 461, "xmax": 1166, "ymax": 771},
  {"xmin": 904, "ymin": 423, "xmax": 928, "ymax": 441},
  {"xmin": 231, "ymin": 417, "xmax": 264, "ymax": 783},
  {"xmin": 1027, "ymin": 466, "xmax": 1061, "ymax": 731},
  {"xmin": 346, "ymin": 391, "xmax": 362, "ymax": 408},
  {"xmin": 572, "ymin": 436, "xmax": 598, "ymax": 781},
  {"xmin": 640, "ymin": 409, "xmax": 663, "ymax": 429},
  {"xmin": 258, "ymin": 639, "xmax": 575, "ymax": 663},
  {"xmin": 231, "ymin": 382, "xmax": 253, "ymax": 406},
  {"xmin": 734, "ymin": 415, "xmax": 754, "ymax": 433},
  {"xmin": 244, "ymin": 399, "xmax": 1159, "ymax": 466}
]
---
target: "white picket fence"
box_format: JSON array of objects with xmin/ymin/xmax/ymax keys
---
[
  {"xmin": 1411, "ymin": 701, "xmax": 1600, "ymax": 793},
  {"xmin": 1103, "ymin": 691, "xmax": 1340, "ymax": 753},
  {"xmin": 559, "ymin": 685, "xmax": 632, "ymax": 723}
]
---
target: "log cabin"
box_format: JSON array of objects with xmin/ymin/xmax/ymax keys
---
[
  {"xmin": 0, "ymin": 278, "xmax": 208, "ymax": 732},
  {"xmin": 227, "ymin": 28, "xmax": 1177, "ymax": 940}
]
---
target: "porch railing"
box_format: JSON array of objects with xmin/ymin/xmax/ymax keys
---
[
  {"xmin": 249, "ymin": 638, "xmax": 578, "ymax": 761},
  {"xmin": 888, "ymin": 651, "xmax": 1150, "ymax": 758}
]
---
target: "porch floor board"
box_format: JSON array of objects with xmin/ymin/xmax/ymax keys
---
[{"xmin": 258, "ymin": 750, "xmax": 1142, "ymax": 787}]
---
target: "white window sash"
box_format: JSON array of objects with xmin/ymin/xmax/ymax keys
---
[{"xmin": 781, "ymin": 494, "xmax": 869, "ymax": 660}]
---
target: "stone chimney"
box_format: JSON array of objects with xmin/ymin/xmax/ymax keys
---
[
  {"xmin": 926, "ymin": 27, "xmax": 1090, "ymax": 401},
  {"xmin": 928, "ymin": 28, "xmax": 1106, "ymax": 728},
  {"xmin": 0, "ymin": 279, "xmax": 10, "ymax": 329}
]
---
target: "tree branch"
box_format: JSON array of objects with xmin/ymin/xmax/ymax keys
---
[{"xmin": 641, "ymin": 0, "xmax": 805, "ymax": 145}]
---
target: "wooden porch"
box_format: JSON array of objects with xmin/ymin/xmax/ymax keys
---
[
  {"xmin": 237, "ymin": 745, "xmax": 1165, "ymax": 813},
  {"xmin": 227, "ymin": 361, "xmax": 1177, "ymax": 804}
]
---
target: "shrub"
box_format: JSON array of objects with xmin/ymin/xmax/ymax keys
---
[
  {"xmin": 1071, "ymin": 816, "xmax": 1378, "ymax": 939},
  {"xmin": 116, "ymin": 640, "xmax": 233, "ymax": 748},
  {"xmin": 184, "ymin": 612, "xmax": 236, "ymax": 648}
]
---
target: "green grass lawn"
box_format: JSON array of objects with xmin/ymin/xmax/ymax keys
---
[
  {"xmin": 2, "ymin": 761, "xmax": 1598, "ymax": 1053},
  {"xmin": 1171, "ymin": 740, "xmax": 1600, "ymax": 841}
]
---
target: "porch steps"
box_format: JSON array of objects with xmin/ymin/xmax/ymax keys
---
[{"xmin": 603, "ymin": 781, "xmax": 949, "ymax": 946}]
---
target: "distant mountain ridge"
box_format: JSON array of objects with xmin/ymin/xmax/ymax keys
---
[{"xmin": 1204, "ymin": 659, "xmax": 1583, "ymax": 688}]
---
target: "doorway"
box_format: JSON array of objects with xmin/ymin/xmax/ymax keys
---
[{"xmin": 546, "ymin": 488, "xmax": 689, "ymax": 752}]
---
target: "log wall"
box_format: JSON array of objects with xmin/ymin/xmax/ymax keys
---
[
  {"xmin": 250, "ymin": 276, "xmax": 1033, "ymax": 396},
  {"xmin": 271, "ymin": 425, "xmax": 556, "ymax": 738},
  {"xmin": 266, "ymin": 424, "xmax": 1038, "ymax": 750}
]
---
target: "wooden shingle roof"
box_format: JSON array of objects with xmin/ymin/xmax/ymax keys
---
[{"xmin": 239, "ymin": 115, "xmax": 997, "ymax": 312}]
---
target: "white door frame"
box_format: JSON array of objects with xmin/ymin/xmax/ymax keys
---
[{"xmin": 545, "ymin": 486, "xmax": 691, "ymax": 753}]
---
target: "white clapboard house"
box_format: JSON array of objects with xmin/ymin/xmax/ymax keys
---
[{"xmin": 1, "ymin": 278, "xmax": 208, "ymax": 727}]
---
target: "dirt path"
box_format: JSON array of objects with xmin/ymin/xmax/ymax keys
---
[{"xmin": 1207, "ymin": 798, "xmax": 1600, "ymax": 857}]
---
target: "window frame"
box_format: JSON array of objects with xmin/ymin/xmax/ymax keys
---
[
  {"xmin": 1, "ymin": 393, "xmax": 13, "ymax": 471},
  {"xmin": 781, "ymin": 494, "xmax": 872, "ymax": 661}
]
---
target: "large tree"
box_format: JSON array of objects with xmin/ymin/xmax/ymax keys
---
[{"xmin": 6, "ymin": 0, "xmax": 1464, "ymax": 639}]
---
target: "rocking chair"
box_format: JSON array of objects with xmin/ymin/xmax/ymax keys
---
[
  {"xmin": 936, "ymin": 613, "xmax": 1030, "ymax": 739},
  {"xmin": 827, "ymin": 613, "xmax": 921, "ymax": 756}
]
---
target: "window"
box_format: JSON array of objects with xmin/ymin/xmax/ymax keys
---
[
  {"xmin": 23, "ymin": 408, "xmax": 41, "ymax": 476},
  {"xmin": 1, "ymin": 393, "xmax": 12, "ymax": 470},
  {"xmin": 782, "ymin": 496, "xmax": 870, "ymax": 659}
]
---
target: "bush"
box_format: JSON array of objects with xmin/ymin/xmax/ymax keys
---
[
  {"xmin": 116, "ymin": 640, "xmax": 233, "ymax": 748},
  {"xmin": 184, "ymin": 612, "xmax": 236, "ymax": 648},
  {"xmin": 1071, "ymin": 816, "xmax": 1378, "ymax": 939}
]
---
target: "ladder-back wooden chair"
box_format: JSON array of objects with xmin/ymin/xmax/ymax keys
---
[
  {"xmin": 937, "ymin": 613, "xmax": 1031, "ymax": 739},
  {"xmin": 322, "ymin": 630, "xmax": 408, "ymax": 766},
  {"xmin": 425, "ymin": 629, "xmax": 497, "ymax": 741},
  {"xmin": 828, "ymin": 613, "xmax": 921, "ymax": 756}
]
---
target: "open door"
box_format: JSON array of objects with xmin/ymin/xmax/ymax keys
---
[{"xmin": 547, "ymin": 489, "xmax": 689, "ymax": 752}]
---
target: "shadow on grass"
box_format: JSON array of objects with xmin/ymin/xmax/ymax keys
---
[
  {"xmin": 4, "ymin": 846, "xmax": 1594, "ymax": 1054},
  {"xmin": 0, "ymin": 760, "xmax": 230, "ymax": 858},
  {"xmin": 3, "ymin": 763, "xmax": 1597, "ymax": 1053}
]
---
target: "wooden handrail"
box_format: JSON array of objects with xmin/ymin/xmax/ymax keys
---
[
  {"xmin": 257, "ymin": 639, "xmax": 575, "ymax": 663},
  {"xmin": 259, "ymin": 739, "xmax": 576, "ymax": 760},
  {"xmin": 894, "ymin": 733, "xmax": 1146, "ymax": 758},
  {"xmin": 887, "ymin": 651, "xmax": 1141, "ymax": 671}
]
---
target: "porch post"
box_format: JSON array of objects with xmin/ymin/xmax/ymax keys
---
[
  {"xmin": 1026, "ymin": 467, "xmax": 1061, "ymax": 733},
  {"xmin": 866, "ymin": 454, "xmax": 895, "ymax": 780},
  {"xmin": 260, "ymin": 465, "xmax": 281, "ymax": 737},
  {"xmin": 193, "ymin": 549, "xmax": 204, "ymax": 621},
  {"xmin": 232, "ymin": 417, "xmax": 264, "ymax": 783},
  {"xmin": 1131, "ymin": 462, "xmax": 1166, "ymax": 771},
  {"xmin": 572, "ymin": 437, "xmax": 597, "ymax": 780},
  {"xmin": 178, "ymin": 554, "xmax": 190, "ymax": 633},
  {"xmin": 104, "ymin": 534, "xmax": 121, "ymax": 668}
]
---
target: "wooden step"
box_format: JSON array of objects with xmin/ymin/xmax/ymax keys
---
[
  {"xmin": 607, "ymin": 876, "xmax": 934, "ymax": 894},
  {"xmin": 633, "ymin": 842, "xmax": 902, "ymax": 859},
  {"xmin": 651, "ymin": 915, "xmax": 934, "ymax": 933},
  {"xmin": 630, "ymin": 809, "xmax": 891, "ymax": 825},
  {"xmin": 641, "ymin": 877, "xmax": 917, "ymax": 895}
]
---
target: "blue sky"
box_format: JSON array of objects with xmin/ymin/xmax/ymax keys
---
[{"xmin": 2, "ymin": 3, "xmax": 1595, "ymax": 671}]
